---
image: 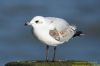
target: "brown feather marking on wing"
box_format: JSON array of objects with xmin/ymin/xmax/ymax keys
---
[
  {"xmin": 58, "ymin": 28, "xmax": 68, "ymax": 37},
  {"xmin": 49, "ymin": 29, "xmax": 59, "ymax": 36},
  {"xmin": 49, "ymin": 28, "xmax": 60, "ymax": 41}
]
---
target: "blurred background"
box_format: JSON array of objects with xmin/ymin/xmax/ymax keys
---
[{"xmin": 0, "ymin": 0, "xmax": 100, "ymax": 66}]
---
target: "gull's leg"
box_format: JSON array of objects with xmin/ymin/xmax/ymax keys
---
[
  {"xmin": 52, "ymin": 46, "xmax": 56, "ymax": 61},
  {"xmin": 46, "ymin": 45, "xmax": 49, "ymax": 61}
]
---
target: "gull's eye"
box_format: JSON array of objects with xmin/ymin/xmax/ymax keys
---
[{"xmin": 35, "ymin": 20, "xmax": 39, "ymax": 23}]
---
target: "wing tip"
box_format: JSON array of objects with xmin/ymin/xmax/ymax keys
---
[{"xmin": 70, "ymin": 25, "xmax": 77, "ymax": 30}]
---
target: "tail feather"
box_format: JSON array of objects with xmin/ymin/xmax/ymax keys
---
[{"xmin": 73, "ymin": 31, "xmax": 83, "ymax": 37}]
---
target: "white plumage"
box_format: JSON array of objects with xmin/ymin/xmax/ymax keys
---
[
  {"xmin": 25, "ymin": 16, "xmax": 79, "ymax": 61},
  {"xmin": 26, "ymin": 16, "xmax": 76, "ymax": 46}
]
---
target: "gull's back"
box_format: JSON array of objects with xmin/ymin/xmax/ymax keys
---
[{"xmin": 45, "ymin": 17, "xmax": 69, "ymax": 31}]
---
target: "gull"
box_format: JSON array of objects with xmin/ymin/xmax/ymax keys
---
[{"xmin": 25, "ymin": 16, "xmax": 83, "ymax": 61}]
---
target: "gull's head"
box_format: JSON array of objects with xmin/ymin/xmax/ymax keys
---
[{"xmin": 25, "ymin": 16, "xmax": 47, "ymax": 28}]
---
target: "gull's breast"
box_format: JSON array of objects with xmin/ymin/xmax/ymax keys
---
[{"xmin": 33, "ymin": 28, "xmax": 63, "ymax": 46}]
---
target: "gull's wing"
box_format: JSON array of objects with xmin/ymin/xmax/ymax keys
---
[
  {"xmin": 49, "ymin": 26, "xmax": 76, "ymax": 42},
  {"xmin": 47, "ymin": 17, "xmax": 77, "ymax": 42}
]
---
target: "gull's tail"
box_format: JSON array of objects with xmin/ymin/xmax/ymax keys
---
[{"xmin": 73, "ymin": 31, "xmax": 84, "ymax": 37}]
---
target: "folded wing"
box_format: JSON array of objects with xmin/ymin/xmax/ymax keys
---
[{"xmin": 49, "ymin": 25, "xmax": 76, "ymax": 42}]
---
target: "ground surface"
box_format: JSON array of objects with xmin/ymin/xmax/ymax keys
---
[{"xmin": 5, "ymin": 60, "xmax": 95, "ymax": 66}]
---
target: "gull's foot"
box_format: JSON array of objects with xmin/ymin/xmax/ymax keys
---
[
  {"xmin": 45, "ymin": 59, "xmax": 49, "ymax": 62},
  {"xmin": 52, "ymin": 59, "xmax": 55, "ymax": 62},
  {"xmin": 46, "ymin": 60, "xmax": 48, "ymax": 62}
]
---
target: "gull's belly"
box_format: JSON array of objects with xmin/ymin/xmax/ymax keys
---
[{"xmin": 34, "ymin": 30, "xmax": 63, "ymax": 46}]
